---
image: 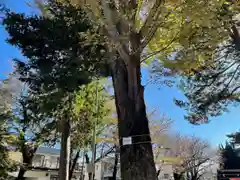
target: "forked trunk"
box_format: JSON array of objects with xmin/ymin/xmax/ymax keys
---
[
  {"xmin": 110, "ymin": 54, "xmax": 157, "ymax": 180},
  {"xmin": 59, "ymin": 119, "xmax": 71, "ymax": 180}
]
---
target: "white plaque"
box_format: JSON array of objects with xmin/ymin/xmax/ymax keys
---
[{"xmin": 122, "ymin": 137, "xmax": 132, "ymax": 145}]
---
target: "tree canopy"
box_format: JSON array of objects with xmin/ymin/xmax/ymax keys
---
[
  {"xmin": 151, "ymin": 1, "xmax": 240, "ymax": 124},
  {"xmin": 60, "ymin": 0, "xmax": 239, "ymax": 71},
  {"xmin": 3, "ymin": 0, "xmax": 109, "ymax": 111},
  {"xmin": 174, "ymin": 31, "xmax": 240, "ymax": 124}
]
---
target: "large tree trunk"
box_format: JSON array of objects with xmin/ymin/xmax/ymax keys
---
[
  {"xmin": 110, "ymin": 52, "xmax": 156, "ymax": 180},
  {"xmin": 59, "ymin": 119, "xmax": 71, "ymax": 180},
  {"xmin": 69, "ymin": 150, "xmax": 80, "ymax": 180}
]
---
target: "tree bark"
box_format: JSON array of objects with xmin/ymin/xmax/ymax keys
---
[
  {"xmin": 59, "ymin": 119, "xmax": 71, "ymax": 180},
  {"xmin": 69, "ymin": 150, "xmax": 80, "ymax": 180},
  {"xmin": 110, "ymin": 52, "xmax": 156, "ymax": 180},
  {"xmin": 112, "ymin": 150, "xmax": 119, "ymax": 180}
]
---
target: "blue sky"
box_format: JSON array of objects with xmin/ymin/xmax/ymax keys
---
[{"xmin": 1, "ymin": 0, "xmax": 240, "ymax": 147}]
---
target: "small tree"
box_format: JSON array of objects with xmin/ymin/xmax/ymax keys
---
[
  {"xmin": 11, "ymin": 94, "xmax": 57, "ymax": 180},
  {"xmin": 0, "ymin": 122, "xmax": 16, "ymax": 179},
  {"xmin": 0, "ymin": 76, "xmax": 58, "ymax": 180},
  {"xmin": 69, "ymin": 79, "xmax": 113, "ymax": 180},
  {"xmin": 165, "ymin": 135, "xmax": 212, "ymax": 180},
  {"xmin": 0, "ymin": 77, "xmax": 26, "ymax": 179}
]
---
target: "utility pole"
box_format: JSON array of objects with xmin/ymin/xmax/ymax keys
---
[{"xmin": 90, "ymin": 81, "xmax": 99, "ymax": 180}]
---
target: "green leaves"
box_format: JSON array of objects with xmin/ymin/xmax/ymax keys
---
[
  {"xmin": 3, "ymin": 1, "xmax": 109, "ymax": 107},
  {"xmin": 2, "ymin": 0, "xmax": 111, "ymax": 143},
  {"xmin": 146, "ymin": 0, "xmax": 235, "ymax": 74},
  {"xmin": 147, "ymin": 0, "xmax": 240, "ymax": 124},
  {"xmin": 71, "ymin": 79, "xmax": 113, "ymax": 149},
  {"xmin": 0, "ymin": 122, "xmax": 16, "ymax": 178},
  {"xmin": 174, "ymin": 41, "xmax": 240, "ymax": 124}
]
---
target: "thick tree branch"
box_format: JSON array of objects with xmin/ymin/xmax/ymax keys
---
[
  {"xmin": 224, "ymin": 64, "xmax": 240, "ymax": 89},
  {"xmin": 139, "ymin": 0, "xmax": 164, "ymax": 52},
  {"xmin": 100, "ymin": 0, "xmax": 131, "ymax": 62},
  {"xmin": 231, "ymin": 86, "xmax": 240, "ymax": 95},
  {"xmin": 94, "ymin": 145, "xmax": 115, "ymax": 163}
]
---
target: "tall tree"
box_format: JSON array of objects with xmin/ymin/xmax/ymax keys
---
[
  {"xmin": 56, "ymin": 0, "xmax": 237, "ymax": 179},
  {"xmin": 2, "ymin": 1, "xmax": 108, "ymax": 180}
]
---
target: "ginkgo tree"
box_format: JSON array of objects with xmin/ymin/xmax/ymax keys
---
[
  {"xmin": 36, "ymin": 0, "xmax": 239, "ymax": 179},
  {"xmin": 162, "ymin": 1, "xmax": 240, "ymax": 124}
]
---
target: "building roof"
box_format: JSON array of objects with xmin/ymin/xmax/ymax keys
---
[{"xmin": 36, "ymin": 147, "xmax": 60, "ymax": 155}]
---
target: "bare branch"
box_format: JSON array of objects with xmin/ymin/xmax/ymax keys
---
[{"xmin": 231, "ymin": 85, "xmax": 240, "ymax": 95}]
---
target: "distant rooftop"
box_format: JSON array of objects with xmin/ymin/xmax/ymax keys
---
[{"xmin": 36, "ymin": 147, "xmax": 60, "ymax": 155}]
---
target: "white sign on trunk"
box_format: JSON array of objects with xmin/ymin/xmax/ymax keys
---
[{"xmin": 122, "ymin": 137, "xmax": 132, "ymax": 145}]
